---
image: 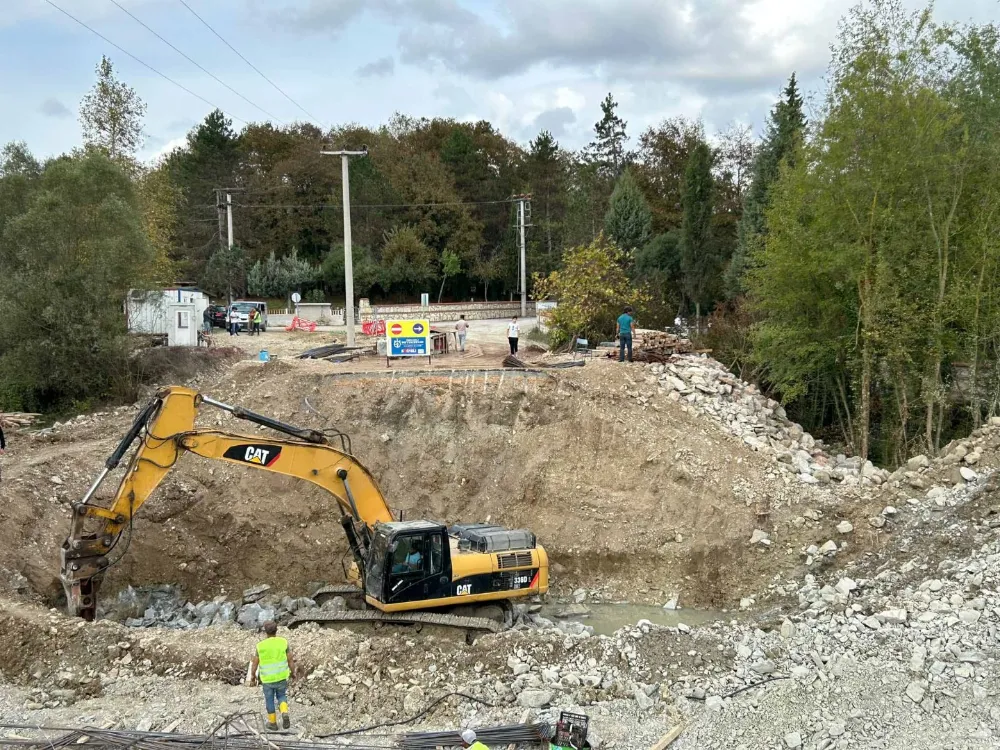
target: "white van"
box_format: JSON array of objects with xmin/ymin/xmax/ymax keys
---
[{"xmin": 231, "ymin": 300, "xmax": 268, "ymax": 332}]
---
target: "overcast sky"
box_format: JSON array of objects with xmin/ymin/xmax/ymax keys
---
[{"xmin": 1, "ymin": 0, "xmax": 996, "ymax": 163}]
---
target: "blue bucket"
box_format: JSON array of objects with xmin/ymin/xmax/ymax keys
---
[{"xmin": 259, "ymin": 350, "xmax": 270, "ymax": 362}]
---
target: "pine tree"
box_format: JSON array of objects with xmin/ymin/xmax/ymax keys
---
[
  {"xmin": 586, "ymin": 93, "xmax": 632, "ymax": 178},
  {"xmin": 725, "ymin": 74, "xmax": 805, "ymax": 298},
  {"xmin": 679, "ymin": 142, "xmax": 716, "ymax": 324},
  {"xmin": 604, "ymin": 168, "xmax": 652, "ymax": 252}
]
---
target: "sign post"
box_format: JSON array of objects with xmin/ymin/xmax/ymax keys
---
[{"xmin": 385, "ymin": 319, "xmax": 431, "ymax": 367}]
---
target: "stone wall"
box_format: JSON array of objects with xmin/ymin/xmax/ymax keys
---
[{"xmin": 361, "ymin": 300, "xmax": 535, "ymax": 322}]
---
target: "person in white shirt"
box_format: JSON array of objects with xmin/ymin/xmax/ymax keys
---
[
  {"xmin": 507, "ymin": 316, "xmax": 520, "ymax": 355},
  {"xmin": 455, "ymin": 315, "xmax": 469, "ymax": 352}
]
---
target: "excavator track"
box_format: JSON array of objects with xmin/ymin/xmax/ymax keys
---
[
  {"xmin": 311, "ymin": 584, "xmax": 363, "ymax": 603},
  {"xmin": 287, "ymin": 608, "xmax": 505, "ymax": 634}
]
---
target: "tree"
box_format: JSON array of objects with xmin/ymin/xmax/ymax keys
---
[
  {"xmin": 136, "ymin": 161, "xmax": 180, "ymax": 284},
  {"xmin": 585, "ymin": 94, "xmax": 632, "ymax": 179},
  {"xmin": 532, "ymin": 234, "xmax": 650, "ymax": 345},
  {"xmin": 525, "ymin": 130, "xmax": 568, "ymax": 275},
  {"xmin": 604, "ymin": 168, "xmax": 652, "ymax": 252},
  {"xmin": 79, "ymin": 56, "xmax": 146, "ymax": 164},
  {"xmin": 634, "ymin": 117, "xmax": 706, "ymax": 231},
  {"xmin": 247, "ymin": 250, "xmax": 315, "ymax": 298},
  {"xmin": 201, "ymin": 244, "xmax": 247, "ymax": 303},
  {"xmin": 379, "ymin": 225, "xmax": 436, "ymax": 298},
  {"xmin": 679, "ymin": 142, "xmax": 717, "ymax": 323},
  {"xmin": 438, "ymin": 249, "xmax": 462, "ymax": 302},
  {"xmin": 0, "ymin": 149, "xmax": 154, "ymax": 411},
  {"xmin": 726, "ymin": 74, "xmax": 805, "ymax": 299}
]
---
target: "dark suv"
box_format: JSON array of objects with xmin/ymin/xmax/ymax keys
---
[{"xmin": 208, "ymin": 305, "xmax": 228, "ymax": 328}]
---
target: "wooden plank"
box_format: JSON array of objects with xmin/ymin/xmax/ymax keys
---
[{"xmin": 648, "ymin": 724, "xmax": 684, "ymax": 750}]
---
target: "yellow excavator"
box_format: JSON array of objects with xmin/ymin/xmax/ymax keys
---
[{"xmin": 60, "ymin": 386, "xmax": 548, "ymax": 634}]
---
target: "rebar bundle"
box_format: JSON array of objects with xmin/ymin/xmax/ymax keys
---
[
  {"xmin": 0, "ymin": 713, "xmax": 392, "ymax": 749},
  {"xmin": 399, "ymin": 722, "xmax": 551, "ymax": 749}
]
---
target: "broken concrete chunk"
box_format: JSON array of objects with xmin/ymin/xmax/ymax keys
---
[{"xmin": 836, "ymin": 520, "xmax": 854, "ymax": 534}]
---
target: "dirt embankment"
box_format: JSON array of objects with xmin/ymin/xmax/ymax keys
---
[{"xmin": 0, "ymin": 357, "xmax": 807, "ymax": 610}]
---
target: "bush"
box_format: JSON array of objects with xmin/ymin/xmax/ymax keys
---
[{"xmin": 532, "ymin": 233, "xmax": 650, "ymax": 346}]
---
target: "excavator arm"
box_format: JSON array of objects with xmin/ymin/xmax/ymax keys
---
[{"xmin": 60, "ymin": 386, "xmax": 394, "ymax": 620}]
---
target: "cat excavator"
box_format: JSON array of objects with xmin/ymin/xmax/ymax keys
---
[{"xmin": 60, "ymin": 386, "xmax": 547, "ymax": 635}]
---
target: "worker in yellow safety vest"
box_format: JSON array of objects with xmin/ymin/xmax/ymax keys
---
[
  {"xmin": 461, "ymin": 728, "xmax": 489, "ymax": 749},
  {"xmin": 250, "ymin": 620, "xmax": 296, "ymax": 730}
]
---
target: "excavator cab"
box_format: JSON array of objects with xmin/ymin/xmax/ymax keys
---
[{"xmin": 364, "ymin": 521, "xmax": 452, "ymax": 607}]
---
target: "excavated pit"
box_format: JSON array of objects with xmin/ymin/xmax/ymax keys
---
[{"xmin": 0, "ymin": 358, "xmax": 805, "ymax": 615}]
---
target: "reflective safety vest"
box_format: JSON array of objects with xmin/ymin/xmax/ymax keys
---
[
  {"xmin": 256, "ymin": 636, "xmax": 290, "ymax": 684},
  {"xmin": 469, "ymin": 742, "xmax": 489, "ymax": 750}
]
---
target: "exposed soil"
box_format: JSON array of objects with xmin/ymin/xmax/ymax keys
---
[{"xmin": 0, "ymin": 353, "xmax": 815, "ymax": 611}]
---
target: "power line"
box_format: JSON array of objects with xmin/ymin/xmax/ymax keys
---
[
  {"xmin": 43, "ymin": 0, "xmax": 246, "ymax": 125},
  {"xmin": 175, "ymin": 0, "xmax": 321, "ymax": 124},
  {"xmin": 107, "ymin": 0, "xmax": 283, "ymax": 123}
]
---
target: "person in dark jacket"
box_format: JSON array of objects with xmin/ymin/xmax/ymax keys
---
[{"xmin": 0, "ymin": 423, "xmax": 6, "ymax": 483}]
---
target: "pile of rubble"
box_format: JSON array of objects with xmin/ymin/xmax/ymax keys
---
[
  {"xmin": 672, "ymin": 464, "xmax": 1000, "ymax": 749},
  {"xmin": 647, "ymin": 356, "xmax": 891, "ymax": 487},
  {"xmin": 102, "ymin": 583, "xmax": 596, "ymax": 640},
  {"xmin": 632, "ymin": 330, "xmax": 699, "ymax": 362}
]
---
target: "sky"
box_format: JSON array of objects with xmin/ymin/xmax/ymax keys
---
[{"xmin": 1, "ymin": 0, "xmax": 997, "ymax": 163}]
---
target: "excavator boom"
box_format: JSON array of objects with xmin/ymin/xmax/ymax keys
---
[{"xmin": 60, "ymin": 386, "xmax": 393, "ymax": 620}]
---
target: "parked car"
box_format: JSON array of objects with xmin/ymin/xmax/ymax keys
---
[
  {"xmin": 231, "ymin": 300, "xmax": 268, "ymax": 331},
  {"xmin": 208, "ymin": 305, "xmax": 228, "ymax": 328}
]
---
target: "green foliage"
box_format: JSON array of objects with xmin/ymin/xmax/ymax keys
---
[
  {"xmin": 200, "ymin": 244, "xmax": 247, "ymax": 301},
  {"xmin": 604, "ymin": 168, "xmax": 652, "ymax": 252},
  {"xmin": 79, "ymin": 56, "xmax": 146, "ymax": 164},
  {"xmin": 586, "ymin": 94, "xmax": 632, "ymax": 178},
  {"xmin": 532, "ymin": 234, "xmax": 650, "ymax": 345},
  {"xmin": 749, "ymin": 0, "xmax": 1000, "ymax": 462},
  {"xmin": 303, "ymin": 288, "xmax": 326, "ymax": 303},
  {"xmin": 321, "ymin": 244, "xmax": 381, "ymax": 300},
  {"xmin": 0, "ymin": 148, "xmax": 154, "ymax": 411},
  {"xmin": 247, "ymin": 249, "xmax": 315, "ymax": 298},
  {"xmin": 679, "ymin": 142, "xmax": 717, "ymax": 314},
  {"xmin": 635, "ymin": 231, "xmax": 682, "ymax": 325},
  {"xmin": 726, "ymin": 74, "xmax": 805, "ymax": 299},
  {"xmin": 634, "ymin": 117, "xmax": 706, "ymax": 232},
  {"xmin": 438, "ymin": 249, "xmax": 462, "ymax": 302}
]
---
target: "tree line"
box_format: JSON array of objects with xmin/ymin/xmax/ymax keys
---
[{"xmin": 5, "ymin": 0, "xmax": 1000, "ymax": 473}]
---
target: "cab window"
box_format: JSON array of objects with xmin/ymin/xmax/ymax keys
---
[
  {"xmin": 429, "ymin": 533, "xmax": 444, "ymax": 576},
  {"xmin": 390, "ymin": 536, "xmax": 424, "ymax": 575}
]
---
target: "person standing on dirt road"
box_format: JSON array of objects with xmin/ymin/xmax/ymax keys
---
[
  {"xmin": 229, "ymin": 306, "xmax": 240, "ymax": 337},
  {"xmin": 251, "ymin": 307, "xmax": 262, "ymax": 336},
  {"xmin": 456, "ymin": 315, "xmax": 469, "ymax": 352},
  {"xmin": 616, "ymin": 306, "xmax": 635, "ymax": 363},
  {"xmin": 461, "ymin": 729, "xmax": 489, "ymax": 749},
  {"xmin": 250, "ymin": 620, "xmax": 295, "ymax": 730},
  {"xmin": 507, "ymin": 316, "xmax": 520, "ymax": 356},
  {"xmin": 0, "ymin": 423, "xmax": 5, "ymax": 484}
]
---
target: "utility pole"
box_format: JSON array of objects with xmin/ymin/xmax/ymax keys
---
[
  {"xmin": 512, "ymin": 194, "xmax": 532, "ymax": 318},
  {"xmin": 226, "ymin": 192, "xmax": 234, "ymax": 249},
  {"xmin": 215, "ymin": 188, "xmax": 243, "ymax": 307},
  {"xmin": 320, "ymin": 147, "xmax": 368, "ymax": 346}
]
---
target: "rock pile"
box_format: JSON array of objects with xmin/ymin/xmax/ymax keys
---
[{"xmin": 647, "ymin": 356, "xmax": 891, "ymax": 486}]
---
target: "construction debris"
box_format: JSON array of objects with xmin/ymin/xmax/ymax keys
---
[
  {"xmin": 0, "ymin": 412, "xmax": 40, "ymax": 430},
  {"xmin": 0, "ymin": 713, "xmax": 346, "ymax": 748},
  {"xmin": 647, "ymin": 355, "xmax": 892, "ymax": 486},
  {"xmin": 297, "ymin": 343, "xmax": 346, "ymax": 359},
  {"xmin": 503, "ymin": 354, "xmax": 584, "ymax": 369},
  {"xmin": 400, "ymin": 722, "xmax": 551, "ymax": 749},
  {"xmin": 632, "ymin": 329, "xmax": 703, "ymax": 362}
]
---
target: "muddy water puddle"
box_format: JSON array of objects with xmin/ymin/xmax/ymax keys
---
[{"xmin": 539, "ymin": 601, "xmax": 724, "ymax": 635}]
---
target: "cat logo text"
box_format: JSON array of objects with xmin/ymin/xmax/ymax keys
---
[{"xmin": 222, "ymin": 444, "xmax": 282, "ymax": 468}]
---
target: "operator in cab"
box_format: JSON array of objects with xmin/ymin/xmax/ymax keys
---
[
  {"xmin": 462, "ymin": 729, "xmax": 489, "ymax": 749},
  {"xmin": 250, "ymin": 620, "xmax": 295, "ymax": 730}
]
